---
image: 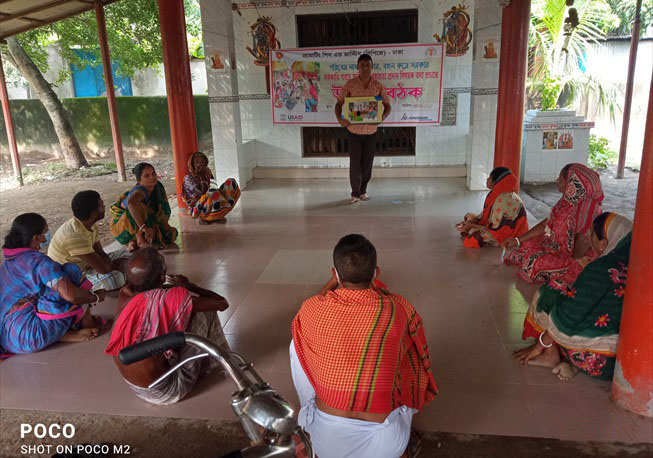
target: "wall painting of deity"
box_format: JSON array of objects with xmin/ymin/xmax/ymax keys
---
[{"xmin": 434, "ymin": 4, "xmax": 473, "ymax": 57}]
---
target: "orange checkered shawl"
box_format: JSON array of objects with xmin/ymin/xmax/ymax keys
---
[{"xmin": 292, "ymin": 285, "xmax": 437, "ymax": 414}]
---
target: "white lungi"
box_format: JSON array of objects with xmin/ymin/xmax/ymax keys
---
[
  {"xmin": 84, "ymin": 248, "xmax": 130, "ymax": 291},
  {"xmin": 289, "ymin": 340, "xmax": 416, "ymax": 458},
  {"xmin": 126, "ymin": 311, "xmax": 228, "ymax": 405}
]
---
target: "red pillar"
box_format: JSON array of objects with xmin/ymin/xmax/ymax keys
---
[
  {"xmin": 493, "ymin": 0, "xmax": 531, "ymax": 187},
  {"xmin": 158, "ymin": 0, "xmax": 198, "ymax": 208},
  {"xmin": 612, "ymin": 74, "xmax": 653, "ymax": 417},
  {"xmin": 0, "ymin": 56, "xmax": 23, "ymax": 186},
  {"xmin": 95, "ymin": 0, "xmax": 127, "ymax": 182}
]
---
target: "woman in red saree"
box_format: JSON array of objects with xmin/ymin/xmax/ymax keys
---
[
  {"xmin": 504, "ymin": 163, "xmax": 604, "ymax": 287},
  {"xmin": 456, "ymin": 167, "xmax": 529, "ymax": 248}
]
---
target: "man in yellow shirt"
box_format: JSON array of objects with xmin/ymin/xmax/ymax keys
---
[{"xmin": 48, "ymin": 190, "xmax": 129, "ymax": 290}]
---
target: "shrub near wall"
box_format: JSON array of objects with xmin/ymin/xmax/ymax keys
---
[{"xmin": 0, "ymin": 95, "xmax": 212, "ymax": 157}]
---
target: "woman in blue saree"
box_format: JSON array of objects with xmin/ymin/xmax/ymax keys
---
[{"xmin": 1, "ymin": 213, "xmax": 107, "ymax": 357}]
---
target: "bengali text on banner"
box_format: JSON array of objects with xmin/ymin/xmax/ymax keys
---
[{"xmin": 269, "ymin": 44, "xmax": 444, "ymax": 126}]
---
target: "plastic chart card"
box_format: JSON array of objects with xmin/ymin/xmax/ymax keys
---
[{"xmin": 344, "ymin": 97, "xmax": 383, "ymax": 123}]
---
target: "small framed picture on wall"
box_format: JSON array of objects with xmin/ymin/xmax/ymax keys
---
[{"xmin": 542, "ymin": 131, "xmax": 558, "ymax": 150}]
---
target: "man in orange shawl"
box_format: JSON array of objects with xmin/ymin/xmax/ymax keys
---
[
  {"xmin": 291, "ymin": 234, "xmax": 437, "ymax": 458},
  {"xmin": 456, "ymin": 167, "xmax": 529, "ymax": 248}
]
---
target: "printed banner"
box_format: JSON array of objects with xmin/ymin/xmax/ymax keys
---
[{"xmin": 270, "ymin": 44, "xmax": 444, "ymax": 125}]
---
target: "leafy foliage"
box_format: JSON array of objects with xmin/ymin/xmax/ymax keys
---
[
  {"xmin": 1, "ymin": 0, "xmax": 201, "ymax": 84},
  {"xmin": 588, "ymin": 134, "xmax": 617, "ymax": 169},
  {"xmin": 528, "ymin": 0, "xmax": 622, "ymax": 120},
  {"xmin": 605, "ymin": 0, "xmax": 653, "ymax": 36},
  {"xmin": 539, "ymin": 75, "xmax": 563, "ymax": 111}
]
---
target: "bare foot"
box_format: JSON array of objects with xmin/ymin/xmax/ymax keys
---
[
  {"xmin": 552, "ymin": 362, "xmax": 579, "ymax": 381},
  {"xmin": 512, "ymin": 344, "xmax": 537, "ymax": 360},
  {"xmin": 513, "ymin": 343, "xmax": 561, "ymax": 368},
  {"xmin": 60, "ymin": 328, "xmax": 99, "ymax": 342},
  {"xmin": 527, "ymin": 345, "xmax": 561, "ymax": 368}
]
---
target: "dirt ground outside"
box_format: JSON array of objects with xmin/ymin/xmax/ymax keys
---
[
  {"xmin": 521, "ymin": 165, "xmax": 640, "ymax": 222},
  {"xmin": 0, "ymin": 153, "xmax": 185, "ymax": 250}
]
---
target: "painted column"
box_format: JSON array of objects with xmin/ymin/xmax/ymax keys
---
[
  {"xmin": 467, "ymin": 1, "xmax": 503, "ymax": 191},
  {"xmin": 158, "ymin": 0, "xmax": 198, "ymax": 208},
  {"xmin": 493, "ymin": 0, "xmax": 531, "ymax": 185},
  {"xmin": 0, "ymin": 56, "xmax": 23, "ymax": 186},
  {"xmin": 612, "ymin": 75, "xmax": 653, "ymax": 417},
  {"xmin": 95, "ymin": 0, "xmax": 127, "ymax": 182},
  {"xmin": 199, "ymin": 0, "xmax": 248, "ymax": 187}
]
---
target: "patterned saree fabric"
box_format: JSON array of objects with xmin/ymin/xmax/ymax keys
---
[
  {"xmin": 523, "ymin": 214, "xmax": 633, "ymax": 380},
  {"xmin": 105, "ymin": 286, "xmax": 193, "ymax": 361},
  {"xmin": 506, "ymin": 163, "xmax": 604, "ymax": 286},
  {"xmin": 182, "ymin": 152, "xmax": 213, "ymax": 208},
  {"xmin": 182, "ymin": 152, "xmax": 241, "ymax": 222},
  {"xmin": 1, "ymin": 248, "xmax": 90, "ymax": 355},
  {"xmin": 292, "ymin": 285, "xmax": 437, "ymax": 415},
  {"xmin": 464, "ymin": 172, "xmax": 529, "ymax": 248},
  {"xmin": 109, "ymin": 181, "xmax": 178, "ymax": 246}
]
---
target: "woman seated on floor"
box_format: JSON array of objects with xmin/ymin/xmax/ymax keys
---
[
  {"xmin": 0, "ymin": 213, "xmax": 107, "ymax": 357},
  {"xmin": 182, "ymin": 152, "xmax": 241, "ymax": 225},
  {"xmin": 110, "ymin": 162, "xmax": 178, "ymax": 249},
  {"xmin": 513, "ymin": 212, "xmax": 632, "ymax": 381},
  {"xmin": 503, "ymin": 163, "xmax": 604, "ymax": 288},
  {"xmin": 455, "ymin": 167, "xmax": 528, "ymax": 248}
]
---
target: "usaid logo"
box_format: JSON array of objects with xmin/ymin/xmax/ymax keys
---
[
  {"xmin": 288, "ymin": 114, "xmax": 304, "ymax": 121},
  {"xmin": 280, "ymin": 114, "xmax": 287, "ymax": 121}
]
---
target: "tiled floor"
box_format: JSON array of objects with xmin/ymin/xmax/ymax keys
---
[{"xmin": 2, "ymin": 178, "xmax": 652, "ymax": 444}]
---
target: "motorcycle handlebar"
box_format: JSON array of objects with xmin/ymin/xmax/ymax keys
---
[{"xmin": 118, "ymin": 331, "xmax": 187, "ymax": 365}]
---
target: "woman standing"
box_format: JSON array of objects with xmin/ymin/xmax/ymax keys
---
[
  {"xmin": 1, "ymin": 213, "xmax": 106, "ymax": 356},
  {"xmin": 110, "ymin": 163, "xmax": 178, "ymax": 248},
  {"xmin": 182, "ymin": 152, "xmax": 241, "ymax": 225}
]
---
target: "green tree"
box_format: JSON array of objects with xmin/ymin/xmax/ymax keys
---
[
  {"xmin": 1, "ymin": 0, "xmax": 201, "ymax": 169},
  {"xmin": 605, "ymin": 0, "xmax": 653, "ymax": 36},
  {"xmin": 528, "ymin": 0, "xmax": 622, "ymax": 121}
]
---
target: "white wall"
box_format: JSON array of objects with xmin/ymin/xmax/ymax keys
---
[
  {"xmin": 215, "ymin": 0, "xmax": 476, "ymax": 170},
  {"xmin": 6, "ymin": 46, "xmax": 74, "ymax": 100},
  {"xmin": 6, "ymin": 49, "xmax": 208, "ymax": 99},
  {"xmin": 467, "ymin": 0, "xmax": 502, "ymax": 190},
  {"xmin": 577, "ymin": 39, "xmax": 652, "ymax": 167},
  {"xmin": 131, "ymin": 60, "xmax": 208, "ymax": 96}
]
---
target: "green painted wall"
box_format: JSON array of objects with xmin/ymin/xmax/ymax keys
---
[{"xmin": 0, "ymin": 95, "xmax": 212, "ymax": 153}]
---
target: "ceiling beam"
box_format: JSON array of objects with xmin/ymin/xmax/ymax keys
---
[
  {"xmin": 0, "ymin": 0, "xmax": 119, "ymax": 39},
  {"xmin": 0, "ymin": 0, "xmax": 81, "ymax": 23}
]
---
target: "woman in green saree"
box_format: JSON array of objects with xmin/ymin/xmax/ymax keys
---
[
  {"xmin": 513, "ymin": 212, "xmax": 633, "ymax": 381},
  {"xmin": 109, "ymin": 163, "xmax": 178, "ymax": 249}
]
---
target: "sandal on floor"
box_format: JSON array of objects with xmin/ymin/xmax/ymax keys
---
[{"xmin": 406, "ymin": 428, "xmax": 422, "ymax": 458}]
